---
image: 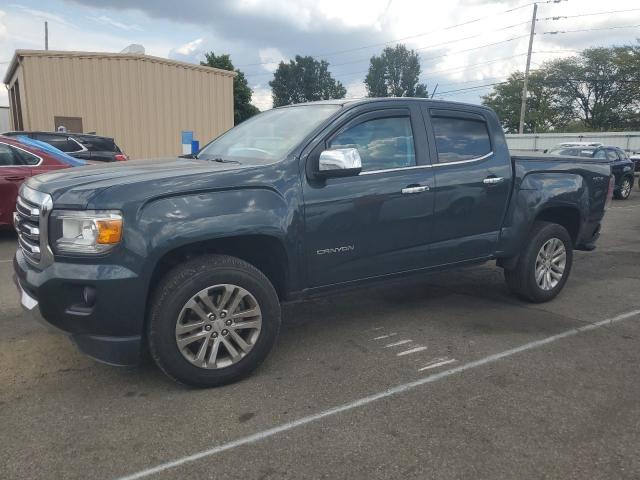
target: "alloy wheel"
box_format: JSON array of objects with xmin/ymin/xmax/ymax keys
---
[
  {"xmin": 534, "ymin": 238, "xmax": 566, "ymax": 291},
  {"xmin": 175, "ymin": 284, "xmax": 262, "ymax": 369},
  {"xmin": 621, "ymin": 178, "xmax": 631, "ymax": 198}
]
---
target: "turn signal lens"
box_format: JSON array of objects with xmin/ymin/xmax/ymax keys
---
[{"xmin": 96, "ymin": 219, "xmax": 123, "ymax": 244}]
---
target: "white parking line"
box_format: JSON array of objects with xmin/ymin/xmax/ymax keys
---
[
  {"xmin": 384, "ymin": 339, "xmax": 413, "ymax": 348},
  {"xmin": 396, "ymin": 346, "xmax": 427, "ymax": 356},
  {"xmin": 372, "ymin": 333, "xmax": 397, "ymax": 340},
  {"xmin": 419, "ymin": 358, "xmax": 457, "ymax": 371},
  {"xmin": 115, "ymin": 309, "xmax": 640, "ymax": 480},
  {"xmin": 0, "ymin": 259, "xmax": 12, "ymax": 263}
]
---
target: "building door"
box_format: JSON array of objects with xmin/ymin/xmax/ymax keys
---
[{"xmin": 54, "ymin": 116, "xmax": 83, "ymax": 133}]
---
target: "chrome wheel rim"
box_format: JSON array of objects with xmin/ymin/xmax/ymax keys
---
[
  {"xmin": 535, "ymin": 238, "xmax": 566, "ymax": 291},
  {"xmin": 175, "ymin": 284, "xmax": 262, "ymax": 369},
  {"xmin": 621, "ymin": 179, "xmax": 631, "ymax": 197}
]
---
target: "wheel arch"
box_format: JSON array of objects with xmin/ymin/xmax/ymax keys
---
[{"xmin": 147, "ymin": 234, "xmax": 291, "ymax": 303}]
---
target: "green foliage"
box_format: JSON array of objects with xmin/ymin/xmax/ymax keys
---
[
  {"xmin": 269, "ymin": 55, "xmax": 346, "ymax": 107},
  {"xmin": 364, "ymin": 44, "xmax": 428, "ymax": 98},
  {"xmin": 482, "ymin": 44, "xmax": 640, "ymax": 132},
  {"xmin": 481, "ymin": 71, "xmax": 573, "ymax": 133},
  {"xmin": 202, "ymin": 52, "xmax": 260, "ymax": 124}
]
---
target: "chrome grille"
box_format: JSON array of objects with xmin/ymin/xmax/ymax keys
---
[{"xmin": 13, "ymin": 185, "xmax": 53, "ymax": 267}]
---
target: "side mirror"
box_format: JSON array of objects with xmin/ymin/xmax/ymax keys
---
[{"xmin": 317, "ymin": 148, "xmax": 362, "ymax": 178}]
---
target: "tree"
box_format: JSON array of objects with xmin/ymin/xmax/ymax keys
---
[
  {"xmin": 364, "ymin": 44, "xmax": 428, "ymax": 98},
  {"xmin": 545, "ymin": 46, "xmax": 640, "ymax": 131},
  {"xmin": 269, "ymin": 55, "xmax": 346, "ymax": 107},
  {"xmin": 202, "ymin": 52, "xmax": 259, "ymax": 124},
  {"xmin": 482, "ymin": 44, "xmax": 640, "ymax": 132},
  {"xmin": 481, "ymin": 70, "xmax": 573, "ymax": 133}
]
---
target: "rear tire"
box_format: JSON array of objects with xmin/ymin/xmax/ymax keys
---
[
  {"xmin": 614, "ymin": 177, "xmax": 632, "ymax": 200},
  {"xmin": 504, "ymin": 221, "xmax": 573, "ymax": 303},
  {"xmin": 147, "ymin": 254, "xmax": 281, "ymax": 388}
]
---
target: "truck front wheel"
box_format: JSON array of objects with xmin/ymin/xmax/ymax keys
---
[
  {"xmin": 614, "ymin": 176, "xmax": 632, "ymax": 200},
  {"xmin": 147, "ymin": 254, "xmax": 281, "ymax": 387},
  {"xmin": 503, "ymin": 221, "xmax": 573, "ymax": 303}
]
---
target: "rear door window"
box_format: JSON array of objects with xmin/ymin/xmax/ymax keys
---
[
  {"xmin": 12, "ymin": 146, "xmax": 40, "ymax": 165},
  {"xmin": 0, "ymin": 143, "xmax": 18, "ymax": 165},
  {"xmin": 606, "ymin": 149, "xmax": 618, "ymax": 161},
  {"xmin": 0, "ymin": 143, "xmax": 39, "ymax": 166},
  {"xmin": 78, "ymin": 137, "xmax": 118, "ymax": 152},
  {"xmin": 33, "ymin": 134, "xmax": 83, "ymax": 153},
  {"xmin": 430, "ymin": 115, "xmax": 491, "ymax": 163}
]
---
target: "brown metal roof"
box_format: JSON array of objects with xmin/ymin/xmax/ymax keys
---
[{"xmin": 3, "ymin": 49, "xmax": 236, "ymax": 84}]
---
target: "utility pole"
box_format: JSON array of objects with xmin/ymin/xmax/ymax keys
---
[
  {"xmin": 44, "ymin": 21, "xmax": 49, "ymax": 50},
  {"xmin": 430, "ymin": 83, "xmax": 438, "ymax": 99},
  {"xmin": 518, "ymin": 3, "xmax": 537, "ymax": 134}
]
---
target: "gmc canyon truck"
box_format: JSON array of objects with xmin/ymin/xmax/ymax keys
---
[{"xmin": 13, "ymin": 99, "xmax": 612, "ymax": 387}]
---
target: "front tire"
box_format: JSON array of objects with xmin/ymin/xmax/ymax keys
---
[
  {"xmin": 504, "ymin": 221, "xmax": 573, "ymax": 303},
  {"xmin": 614, "ymin": 177, "xmax": 632, "ymax": 200},
  {"xmin": 147, "ymin": 255, "xmax": 281, "ymax": 388}
]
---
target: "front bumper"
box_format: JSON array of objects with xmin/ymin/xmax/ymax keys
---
[{"xmin": 13, "ymin": 250, "xmax": 145, "ymax": 366}]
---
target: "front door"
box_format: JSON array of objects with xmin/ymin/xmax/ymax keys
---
[
  {"xmin": 302, "ymin": 105, "xmax": 435, "ymax": 288},
  {"xmin": 423, "ymin": 107, "xmax": 512, "ymax": 265}
]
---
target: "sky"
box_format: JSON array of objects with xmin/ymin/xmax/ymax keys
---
[{"xmin": 1, "ymin": 0, "xmax": 639, "ymax": 110}]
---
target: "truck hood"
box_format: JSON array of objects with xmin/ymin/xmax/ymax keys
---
[{"xmin": 27, "ymin": 157, "xmax": 265, "ymax": 208}]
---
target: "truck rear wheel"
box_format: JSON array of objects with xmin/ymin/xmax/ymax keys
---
[
  {"xmin": 503, "ymin": 221, "xmax": 573, "ymax": 303},
  {"xmin": 147, "ymin": 254, "xmax": 281, "ymax": 387}
]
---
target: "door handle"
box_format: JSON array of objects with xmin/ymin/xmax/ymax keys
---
[
  {"xmin": 401, "ymin": 185, "xmax": 430, "ymax": 194},
  {"xmin": 6, "ymin": 176, "xmax": 25, "ymax": 182},
  {"xmin": 483, "ymin": 176, "xmax": 504, "ymax": 185}
]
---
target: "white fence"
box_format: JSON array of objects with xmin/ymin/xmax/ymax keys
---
[{"xmin": 505, "ymin": 132, "xmax": 640, "ymax": 154}]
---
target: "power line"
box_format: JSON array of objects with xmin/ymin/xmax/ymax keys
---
[
  {"xmin": 245, "ymin": 13, "xmax": 640, "ymax": 80},
  {"xmin": 245, "ymin": 4, "xmax": 640, "ymax": 78},
  {"xmin": 543, "ymin": 23, "xmax": 640, "ymax": 35},
  {"xmin": 245, "ymin": 34, "xmax": 532, "ymax": 80},
  {"xmin": 539, "ymin": 7, "xmax": 640, "ymax": 22},
  {"xmin": 236, "ymin": 0, "xmax": 539, "ymax": 68}
]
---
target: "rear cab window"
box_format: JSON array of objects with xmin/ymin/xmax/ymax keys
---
[{"xmin": 429, "ymin": 113, "xmax": 492, "ymax": 163}]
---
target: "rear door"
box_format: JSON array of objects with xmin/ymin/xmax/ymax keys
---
[
  {"xmin": 302, "ymin": 103, "xmax": 435, "ymax": 287},
  {"xmin": 0, "ymin": 142, "xmax": 33, "ymax": 226},
  {"xmin": 422, "ymin": 107, "xmax": 512, "ymax": 265}
]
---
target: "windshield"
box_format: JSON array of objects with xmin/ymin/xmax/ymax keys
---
[{"xmin": 197, "ymin": 104, "xmax": 341, "ymax": 162}]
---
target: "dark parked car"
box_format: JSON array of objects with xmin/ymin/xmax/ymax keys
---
[
  {"xmin": 547, "ymin": 145, "xmax": 635, "ymax": 200},
  {"xmin": 2, "ymin": 131, "xmax": 128, "ymax": 163},
  {"xmin": 14, "ymin": 98, "xmax": 612, "ymax": 387}
]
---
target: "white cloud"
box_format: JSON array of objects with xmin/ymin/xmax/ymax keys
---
[
  {"xmin": 9, "ymin": 4, "xmax": 73, "ymax": 27},
  {"xmin": 258, "ymin": 47, "xmax": 285, "ymax": 72},
  {"xmin": 175, "ymin": 38, "xmax": 204, "ymax": 56},
  {"xmin": 250, "ymin": 84, "xmax": 273, "ymax": 111},
  {"xmin": 345, "ymin": 80, "xmax": 366, "ymax": 99},
  {"xmin": 87, "ymin": 15, "xmax": 142, "ymax": 32}
]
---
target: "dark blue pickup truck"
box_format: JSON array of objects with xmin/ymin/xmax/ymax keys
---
[{"xmin": 13, "ymin": 98, "xmax": 612, "ymax": 387}]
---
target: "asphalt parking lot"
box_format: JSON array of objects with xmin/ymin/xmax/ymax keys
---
[{"xmin": 1, "ymin": 193, "xmax": 640, "ymax": 480}]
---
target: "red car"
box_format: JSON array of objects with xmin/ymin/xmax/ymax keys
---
[{"xmin": 0, "ymin": 135, "xmax": 71, "ymax": 228}]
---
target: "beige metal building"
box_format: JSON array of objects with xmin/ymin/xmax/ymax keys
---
[{"xmin": 3, "ymin": 50, "xmax": 235, "ymax": 159}]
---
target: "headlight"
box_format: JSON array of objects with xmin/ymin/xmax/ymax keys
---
[{"xmin": 49, "ymin": 210, "xmax": 123, "ymax": 254}]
